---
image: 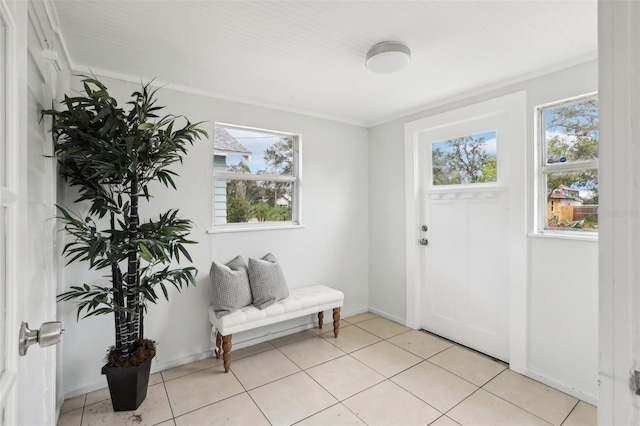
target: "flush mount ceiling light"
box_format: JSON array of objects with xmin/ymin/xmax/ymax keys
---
[{"xmin": 365, "ymin": 41, "xmax": 411, "ymax": 74}]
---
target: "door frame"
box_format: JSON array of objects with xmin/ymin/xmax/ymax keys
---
[
  {"xmin": 598, "ymin": 1, "xmax": 640, "ymax": 423},
  {"xmin": 404, "ymin": 91, "xmax": 527, "ymax": 373},
  {"xmin": 0, "ymin": 1, "xmax": 20, "ymax": 422}
]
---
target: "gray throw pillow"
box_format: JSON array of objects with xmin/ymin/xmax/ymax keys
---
[
  {"xmin": 248, "ymin": 253, "xmax": 289, "ymax": 310},
  {"xmin": 209, "ymin": 255, "xmax": 253, "ymax": 318}
]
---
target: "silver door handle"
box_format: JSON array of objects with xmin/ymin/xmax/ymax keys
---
[
  {"xmin": 419, "ymin": 238, "xmax": 429, "ymax": 246},
  {"xmin": 19, "ymin": 321, "xmax": 63, "ymax": 356}
]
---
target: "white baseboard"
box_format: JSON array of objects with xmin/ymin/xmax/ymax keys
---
[
  {"xmin": 366, "ymin": 307, "xmax": 407, "ymax": 327},
  {"xmin": 524, "ymin": 368, "xmax": 597, "ymax": 406},
  {"xmin": 64, "ymin": 308, "xmax": 368, "ymax": 399}
]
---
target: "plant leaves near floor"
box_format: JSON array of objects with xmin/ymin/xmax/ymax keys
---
[{"xmin": 44, "ymin": 75, "xmax": 208, "ymax": 364}]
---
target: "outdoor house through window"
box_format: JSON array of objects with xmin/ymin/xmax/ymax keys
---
[
  {"xmin": 213, "ymin": 124, "xmax": 300, "ymax": 228},
  {"xmin": 537, "ymin": 94, "xmax": 598, "ymax": 234}
]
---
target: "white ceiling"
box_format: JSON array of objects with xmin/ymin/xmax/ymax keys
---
[{"xmin": 51, "ymin": 0, "xmax": 597, "ymax": 127}]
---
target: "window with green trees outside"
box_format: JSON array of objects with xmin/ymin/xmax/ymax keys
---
[
  {"xmin": 538, "ymin": 94, "xmax": 598, "ymax": 233},
  {"xmin": 213, "ymin": 124, "xmax": 299, "ymax": 228}
]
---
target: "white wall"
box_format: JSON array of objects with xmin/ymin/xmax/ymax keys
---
[
  {"xmin": 369, "ymin": 60, "xmax": 598, "ymax": 402},
  {"xmin": 59, "ymin": 75, "xmax": 370, "ymax": 397}
]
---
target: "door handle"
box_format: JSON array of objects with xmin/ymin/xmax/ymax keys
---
[
  {"xmin": 419, "ymin": 238, "xmax": 429, "ymax": 246},
  {"xmin": 19, "ymin": 321, "xmax": 63, "ymax": 356}
]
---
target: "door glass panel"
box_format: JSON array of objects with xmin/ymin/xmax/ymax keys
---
[{"xmin": 431, "ymin": 130, "xmax": 497, "ymax": 185}]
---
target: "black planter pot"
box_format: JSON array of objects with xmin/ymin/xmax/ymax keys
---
[{"xmin": 101, "ymin": 354, "xmax": 154, "ymax": 411}]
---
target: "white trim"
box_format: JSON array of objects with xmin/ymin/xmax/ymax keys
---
[
  {"xmin": 598, "ymin": 1, "xmax": 640, "ymax": 423},
  {"xmin": 208, "ymin": 223, "xmax": 305, "ymax": 234},
  {"xmin": 214, "ymin": 172, "xmax": 296, "ymax": 183},
  {"xmin": 65, "ymin": 52, "xmax": 597, "ymax": 129},
  {"xmin": 212, "ymin": 123, "xmax": 301, "ymax": 230},
  {"xmin": 541, "ymin": 160, "xmax": 598, "ymax": 174},
  {"xmin": 71, "ymin": 65, "xmax": 367, "ymax": 128},
  {"xmin": 534, "ymin": 93, "xmax": 599, "ymax": 235},
  {"xmin": 527, "ymin": 231, "xmax": 597, "ymax": 242},
  {"xmin": 367, "ymin": 307, "xmax": 407, "ymax": 327},
  {"xmin": 0, "ymin": 0, "xmax": 22, "ymax": 423},
  {"xmin": 375, "ymin": 52, "xmax": 597, "ymax": 128},
  {"xmin": 524, "ymin": 368, "xmax": 597, "ymax": 406}
]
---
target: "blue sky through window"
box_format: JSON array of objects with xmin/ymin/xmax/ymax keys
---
[
  {"xmin": 225, "ymin": 128, "xmax": 283, "ymax": 174},
  {"xmin": 432, "ymin": 130, "xmax": 497, "ymax": 155}
]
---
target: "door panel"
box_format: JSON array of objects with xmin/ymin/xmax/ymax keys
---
[
  {"xmin": 425, "ymin": 201, "xmax": 460, "ymax": 324},
  {"xmin": 418, "ymin": 110, "xmax": 514, "ymax": 362},
  {"xmin": 0, "ymin": 2, "xmax": 60, "ymax": 424},
  {"xmin": 422, "ymin": 191, "xmax": 509, "ymax": 361},
  {"xmin": 405, "ymin": 91, "xmax": 527, "ymax": 371},
  {"xmin": 13, "ymin": 5, "xmax": 60, "ymax": 424}
]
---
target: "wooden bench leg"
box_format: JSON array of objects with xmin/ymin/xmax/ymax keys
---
[
  {"xmin": 318, "ymin": 311, "xmax": 324, "ymax": 329},
  {"xmin": 333, "ymin": 307, "xmax": 341, "ymax": 337},
  {"xmin": 222, "ymin": 334, "xmax": 232, "ymax": 373},
  {"xmin": 215, "ymin": 331, "xmax": 222, "ymax": 359}
]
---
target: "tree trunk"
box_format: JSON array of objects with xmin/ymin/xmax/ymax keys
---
[
  {"xmin": 111, "ymin": 212, "xmax": 125, "ymax": 354},
  {"xmin": 125, "ymin": 173, "xmax": 141, "ymax": 356}
]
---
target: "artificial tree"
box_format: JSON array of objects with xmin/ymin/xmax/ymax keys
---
[{"xmin": 44, "ymin": 77, "xmax": 207, "ymax": 403}]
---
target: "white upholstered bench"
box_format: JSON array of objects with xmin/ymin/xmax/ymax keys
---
[{"xmin": 208, "ymin": 285, "xmax": 344, "ymax": 372}]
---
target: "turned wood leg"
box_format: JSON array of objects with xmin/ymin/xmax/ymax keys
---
[
  {"xmin": 333, "ymin": 307, "xmax": 341, "ymax": 337},
  {"xmin": 215, "ymin": 332, "xmax": 222, "ymax": 359},
  {"xmin": 222, "ymin": 334, "xmax": 232, "ymax": 373},
  {"xmin": 318, "ymin": 311, "xmax": 324, "ymax": 329}
]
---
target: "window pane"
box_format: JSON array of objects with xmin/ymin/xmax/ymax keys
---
[
  {"xmin": 544, "ymin": 98, "xmax": 598, "ymax": 164},
  {"xmin": 545, "ymin": 170, "xmax": 598, "ymax": 231},
  {"xmin": 431, "ymin": 131, "xmax": 497, "ymax": 185},
  {"xmin": 214, "ymin": 179, "xmax": 293, "ymax": 225},
  {"xmin": 214, "ymin": 126, "xmax": 294, "ymax": 176}
]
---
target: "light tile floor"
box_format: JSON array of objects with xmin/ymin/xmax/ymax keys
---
[{"xmin": 58, "ymin": 313, "xmax": 597, "ymax": 426}]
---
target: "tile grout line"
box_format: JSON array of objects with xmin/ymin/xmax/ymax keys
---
[
  {"xmin": 65, "ymin": 314, "xmax": 586, "ymax": 426},
  {"xmin": 559, "ymin": 400, "xmax": 581, "ymax": 426},
  {"xmin": 160, "ymin": 373, "xmax": 177, "ymax": 425}
]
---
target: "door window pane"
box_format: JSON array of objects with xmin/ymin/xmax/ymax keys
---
[{"xmin": 431, "ymin": 131, "xmax": 497, "ymax": 185}]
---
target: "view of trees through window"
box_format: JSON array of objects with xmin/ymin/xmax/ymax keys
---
[
  {"xmin": 213, "ymin": 126, "xmax": 297, "ymax": 226},
  {"xmin": 431, "ymin": 131, "xmax": 497, "ymax": 185},
  {"xmin": 542, "ymin": 96, "xmax": 598, "ymax": 231}
]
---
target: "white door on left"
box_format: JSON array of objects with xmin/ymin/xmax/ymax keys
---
[{"xmin": 0, "ymin": 1, "xmax": 61, "ymax": 424}]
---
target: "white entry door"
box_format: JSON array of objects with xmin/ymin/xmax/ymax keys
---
[
  {"xmin": 408, "ymin": 92, "xmax": 527, "ymax": 363},
  {"xmin": 0, "ymin": 1, "xmax": 61, "ymax": 424}
]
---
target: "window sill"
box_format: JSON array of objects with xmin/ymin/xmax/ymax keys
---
[
  {"xmin": 208, "ymin": 223, "xmax": 306, "ymax": 234},
  {"xmin": 527, "ymin": 231, "xmax": 598, "ymax": 242}
]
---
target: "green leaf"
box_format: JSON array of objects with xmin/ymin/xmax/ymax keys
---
[{"xmin": 139, "ymin": 243, "xmax": 153, "ymax": 262}]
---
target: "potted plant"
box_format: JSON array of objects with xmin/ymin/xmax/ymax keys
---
[{"xmin": 44, "ymin": 76, "xmax": 207, "ymax": 411}]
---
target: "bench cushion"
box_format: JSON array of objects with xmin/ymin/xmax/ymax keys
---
[{"xmin": 208, "ymin": 285, "xmax": 344, "ymax": 336}]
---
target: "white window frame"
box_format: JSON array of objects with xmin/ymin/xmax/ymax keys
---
[
  {"xmin": 211, "ymin": 123, "xmax": 302, "ymax": 233},
  {"xmin": 534, "ymin": 92, "xmax": 598, "ymax": 239}
]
